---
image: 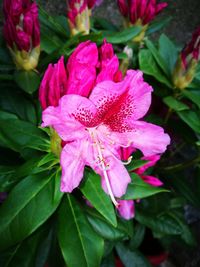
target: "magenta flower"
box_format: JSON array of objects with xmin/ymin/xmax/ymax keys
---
[
  {"xmin": 41, "ymin": 41, "xmax": 170, "ymax": 206},
  {"xmin": 173, "ymin": 27, "xmax": 200, "ymax": 89},
  {"xmin": 67, "ymin": 0, "xmax": 96, "ymax": 35},
  {"xmin": 135, "ymin": 155, "xmax": 163, "ymax": 186},
  {"xmin": 3, "ymin": 0, "xmax": 40, "ymax": 70}
]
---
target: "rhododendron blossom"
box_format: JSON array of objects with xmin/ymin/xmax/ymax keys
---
[{"xmin": 41, "ymin": 41, "xmax": 170, "ymax": 206}]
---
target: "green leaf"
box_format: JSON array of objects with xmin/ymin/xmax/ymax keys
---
[
  {"xmin": 135, "ymin": 211, "xmax": 182, "ymax": 235},
  {"xmin": 116, "ymin": 243, "xmax": 151, "ymax": 267},
  {"xmin": 87, "ymin": 213, "xmax": 126, "ymax": 241},
  {"xmin": 125, "ymin": 159, "xmax": 148, "ymax": 172},
  {"xmin": 139, "ymin": 49, "xmax": 172, "ymax": 88},
  {"xmin": 129, "ymin": 224, "xmax": 145, "ymax": 250},
  {"xmin": 177, "ymin": 110, "xmax": 200, "ymax": 133},
  {"xmin": 4, "ymin": 224, "xmax": 53, "ymax": 267},
  {"xmin": 80, "ymin": 170, "xmax": 117, "ymax": 227},
  {"xmin": 145, "ymin": 39, "xmax": 169, "ymax": 77},
  {"xmin": 146, "ymin": 16, "xmax": 171, "ymax": 35},
  {"xmin": 58, "ymin": 195, "xmax": 104, "ymax": 267},
  {"xmin": 159, "ymin": 34, "xmax": 178, "ymax": 75},
  {"xmin": 0, "ymin": 171, "xmax": 63, "ymax": 250},
  {"xmin": 0, "ymin": 119, "xmax": 50, "ymax": 152},
  {"xmin": 0, "ymin": 87, "xmax": 37, "ymax": 124},
  {"xmin": 167, "ymin": 211, "xmax": 196, "ymax": 246},
  {"xmin": 182, "ymin": 90, "xmax": 200, "ymax": 109},
  {"xmin": 163, "ymin": 96, "xmax": 189, "ymax": 111},
  {"xmin": 103, "ymin": 26, "xmax": 141, "ymax": 44},
  {"xmin": 123, "ymin": 173, "xmax": 168, "ymax": 200},
  {"xmin": 169, "ymin": 175, "xmax": 200, "ymax": 208},
  {"xmin": 86, "ymin": 208, "xmax": 133, "ymax": 241},
  {"xmin": 14, "ymin": 70, "xmax": 40, "ymax": 94}
]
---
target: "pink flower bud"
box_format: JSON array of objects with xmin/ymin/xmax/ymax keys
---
[
  {"xmin": 173, "ymin": 27, "xmax": 200, "ymax": 89},
  {"xmin": 39, "ymin": 56, "xmax": 68, "ymax": 110},
  {"xmin": 117, "ymin": 0, "xmax": 168, "ymax": 41},
  {"xmin": 66, "ymin": 0, "xmax": 97, "ymax": 35}
]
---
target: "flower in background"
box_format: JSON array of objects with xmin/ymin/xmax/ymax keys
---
[
  {"xmin": 173, "ymin": 27, "xmax": 200, "ymax": 90},
  {"xmin": 117, "ymin": 0, "xmax": 168, "ymax": 42},
  {"xmin": 118, "ymin": 149, "xmax": 163, "ymax": 219},
  {"xmin": 67, "ymin": 0, "xmax": 97, "ymax": 36},
  {"xmin": 3, "ymin": 0, "xmax": 40, "ymax": 70},
  {"xmin": 41, "ymin": 40, "xmax": 170, "ymax": 206}
]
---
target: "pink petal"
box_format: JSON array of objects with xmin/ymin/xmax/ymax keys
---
[
  {"xmin": 90, "ymin": 70, "xmax": 152, "ymax": 131},
  {"xmin": 99, "ymin": 155, "xmax": 131, "ymax": 198},
  {"xmin": 117, "ymin": 0, "xmax": 129, "ymax": 17},
  {"xmin": 42, "ymin": 95, "xmax": 97, "ymax": 141},
  {"xmin": 142, "ymin": 175, "xmax": 163, "ymax": 187},
  {"xmin": 60, "ymin": 141, "xmax": 87, "ymax": 192},
  {"xmin": 66, "ymin": 41, "xmax": 98, "ymax": 97},
  {"xmin": 117, "ymin": 200, "xmax": 135, "ymax": 220},
  {"xmin": 119, "ymin": 147, "xmax": 136, "ymax": 161},
  {"xmin": 136, "ymin": 154, "xmax": 160, "ymax": 174},
  {"xmin": 129, "ymin": 121, "xmax": 170, "ymax": 156}
]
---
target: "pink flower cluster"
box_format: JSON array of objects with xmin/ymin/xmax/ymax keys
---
[
  {"xmin": 3, "ymin": 0, "xmax": 40, "ymax": 52},
  {"xmin": 117, "ymin": 0, "xmax": 168, "ymax": 25},
  {"xmin": 40, "ymin": 40, "xmax": 170, "ymax": 219}
]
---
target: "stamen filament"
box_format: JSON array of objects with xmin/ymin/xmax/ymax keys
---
[{"xmin": 91, "ymin": 130, "xmax": 119, "ymax": 207}]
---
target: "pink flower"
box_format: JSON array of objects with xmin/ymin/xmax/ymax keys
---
[
  {"xmin": 117, "ymin": 200, "xmax": 135, "ymax": 220},
  {"xmin": 3, "ymin": 0, "xmax": 40, "ymax": 70},
  {"xmin": 117, "ymin": 0, "xmax": 168, "ymax": 26},
  {"xmin": 135, "ymin": 155, "xmax": 163, "ymax": 186},
  {"xmin": 41, "ymin": 41, "xmax": 170, "ymax": 206},
  {"xmin": 66, "ymin": 0, "xmax": 97, "ymax": 35},
  {"xmin": 173, "ymin": 27, "xmax": 200, "ymax": 89},
  {"xmin": 39, "ymin": 40, "xmax": 121, "ymax": 109}
]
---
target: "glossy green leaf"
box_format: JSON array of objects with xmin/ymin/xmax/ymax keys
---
[
  {"xmin": 0, "ymin": 119, "xmax": 50, "ymax": 152},
  {"xmin": 58, "ymin": 195, "xmax": 104, "ymax": 267},
  {"xmin": 125, "ymin": 159, "xmax": 148, "ymax": 172},
  {"xmin": 135, "ymin": 211, "xmax": 182, "ymax": 235},
  {"xmin": 163, "ymin": 96, "xmax": 189, "ymax": 111},
  {"xmin": 146, "ymin": 16, "xmax": 171, "ymax": 35},
  {"xmin": 103, "ymin": 26, "xmax": 141, "ymax": 44},
  {"xmin": 14, "ymin": 70, "xmax": 40, "ymax": 94},
  {"xmin": 4, "ymin": 225, "xmax": 53, "ymax": 267},
  {"xmin": 168, "ymin": 211, "xmax": 196, "ymax": 246},
  {"xmin": 177, "ymin": 110, "xmax": 200, "ymax": 133},
  {"xmin": 86, "ymin": 208, "xmax": 133, "ymax": 241},
  {"xmin": 0, "ymin": 171, "xmax": 63, "ymax": 250},
  {"xmin": 87, "ymin": 214, "xmax": 126, "ymax": 241},
  {"xmin": 80, "ymin": 170, "xmax": 117, "ymax": 227},
  {"xmin": 0, "ymin": 87, "xmax": 37, "ymax": 124},
  {"xmin": 139, "ymin": 49, "xmax": 172, "ymax": 88},
  {"xmin": 182, "ymin": 90, "xmax": 200, "ymax": 109},
  {"xmin": 145, "ymin": 39, "xmax": 169, "ymax": 77},
  {"xmin": 116, "ymin": 243, "xmax": 151, "ymax": 267},
  {"xmin": 123, "ymin": 173, "xmax": 168, "ymax": 200},
  {"xmin": 159, "ymin": 34, "xmax": 178, "ymax": 74},
  {"xmin": 129, "ymin": 224, "xmax": 145, "ymax": 250}
]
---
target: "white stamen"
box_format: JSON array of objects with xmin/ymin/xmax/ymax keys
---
[
  {"xmin": 122, "ymin": 156, "xmax": 133, "ymax": 165},
  {"xmin": 89, "ymin": 128, "xmax": 119, "ymax": 207}
]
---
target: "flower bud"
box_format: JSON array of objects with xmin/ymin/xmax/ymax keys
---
[
  {"xmin": 67, "ymin": 0, "xmax": 96, "ymax": 36},
  {"xmin": 173, "ymin": 27, "xmax": 200, "ymax": 90},
  {"xmin": 117, "ymin": 0, "xmax": 167, "ymax": 42},
  {"xmin": 3, "ymin": 0, "xmax": 40, "ymax": 70},
  {"xmin": 39, "ymin": 56, "xmax": 68, "ymax": 110}
]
